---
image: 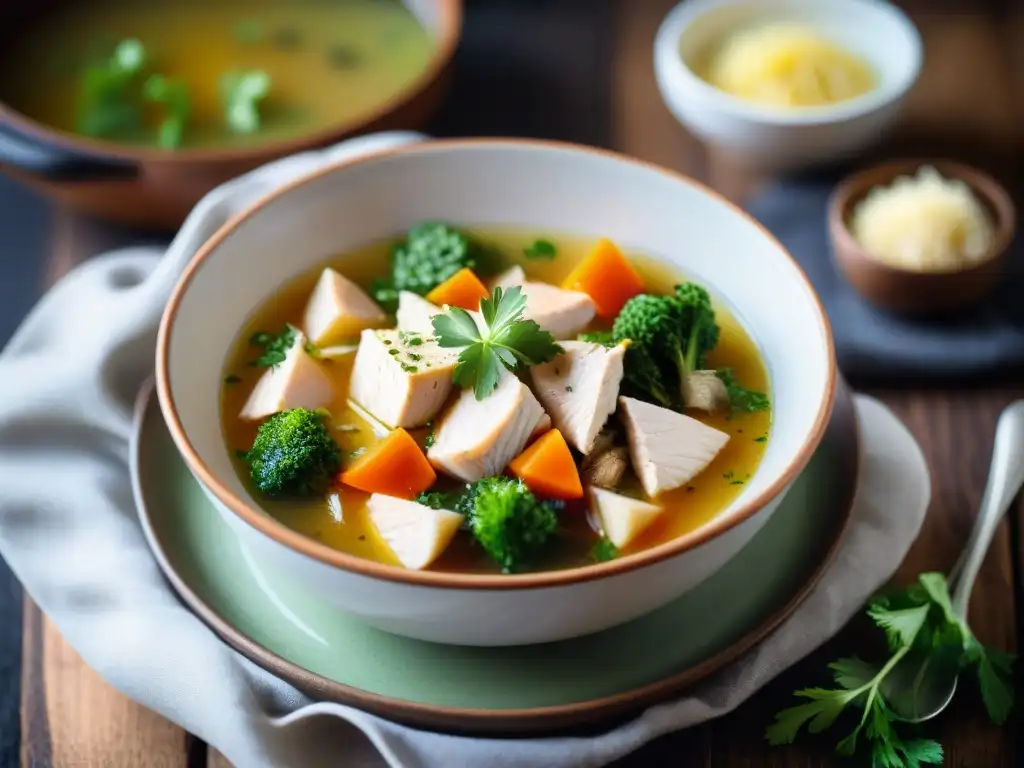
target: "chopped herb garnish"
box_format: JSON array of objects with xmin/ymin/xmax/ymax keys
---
[
  {"xmin": 722, "ymin": 471, "xmax": 734, "ymax": 480},
  {"xmin": 431, "ymin": 286, "xmax": 562, "ymax": 400},
  {"xmin": 327, "ymin": 45, "xmax": 362, "ymax": 70},
  {"xmin": 142, "ymin": 74, "xmax": 190, "ymax": 149},
  {"xmin": 424, "ymin": 430, "xmax": 436, "ymax": 449},
  {"xmin": 76, "ymin": 38, "xmax": 148, "ymax": 140},
  {"xmin": 754, "ymin": 435, "xmax": 768, "ymax": 443},
  {"xmin": 406, "ymin": 337, "xmax": 424, "ymax": 346},
  {"xmin": 730, "ymin": 480, "xmax": 744, "ymax": 485},
  {"xmin": 388, "ymin": 349, "xmax": 400, "ymax": 356},
  {"xmin": 408, "ymin": 353, "xmax": 423, "ymax": 361},
  {"xmin": 221, "ymin": 69, "xmax": 271, "ymax": 134},
  {"xmin": 401, "ymin": 363, "xmax": 418, "ymax": 373},
  {"xmin": 591, "ymin": 538, "xmax": 618, "ymax": 563},
  {"xmin": 249, "ymin": 324, "xmax": 298, "ymax": 367},
  {"xmin": 767, "ymin": 572, "xmax": 1013, "ymax": 766},
  {"xmin": 565, "ymin": 385, "xmax": 573, "ymax": 392},
  {"xmin": 717, "ymin": 368, "xmax": 770, "ymax": 417},
  {"xmin": 382, "ymin": 339, "xmax": 393, "ymax": 346},
  {"xmin": 224, "ymin": 374, "xmax": 242, "ymax": 384},
  {"xmin": 524, "ymin": 239, "xmax": 557, "ymax": 260}
]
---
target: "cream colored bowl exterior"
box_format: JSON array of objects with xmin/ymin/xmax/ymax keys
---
[
  {"xmin": 654, "ymin": 0, "xmax": 922, "ymax": 172},
  {"xmin": 212, "ymin": 487, "xmax": 786, "ymax": 645},
  {"xmin": 160, "ymin": 141, "xmax": 833, "ymax": 646}
]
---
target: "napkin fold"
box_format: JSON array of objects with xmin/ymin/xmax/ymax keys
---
[{"xmin": 0, "ymin": 133, "xmax": 930, "ymax": 768}]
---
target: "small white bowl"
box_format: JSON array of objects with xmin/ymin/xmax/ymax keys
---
[
  {"xmin": 157, "ymin": 139, "xmax": 836, "ymax": 646},
  {"xmin": 654, "ymin": 0, "xmax": 923, "ymax": 172}
]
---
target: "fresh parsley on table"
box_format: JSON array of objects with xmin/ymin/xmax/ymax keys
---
[
  {"xmin": 766, "ymin": 572, "xmax": 1015, "ymax": 767},
  {"xmin": 431, "ymin": 286, "xmax": 562, "ymax": 400}
]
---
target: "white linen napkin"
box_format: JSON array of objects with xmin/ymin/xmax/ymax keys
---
[{"xmin": 0, "ymin": 132, "xmax": 930, "ymax": 768}]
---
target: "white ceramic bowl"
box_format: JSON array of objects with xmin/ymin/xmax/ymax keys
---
[
  {"xmin": 156, "ymin": 139, "xmax": 836, "ymax": 646},
  {"xmin": 654, "ymin": 0, "xmax": 923, "ymax": 172}
]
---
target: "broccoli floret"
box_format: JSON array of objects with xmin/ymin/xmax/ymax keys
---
[
  {"xmin": 371, "ymin": 222, "xmax": 481, "ymax": 311},
  {"xmin": 243, "ymin": 408, "xmax": 341, "ymax": 497},
  {"xmin": 611, "ymin": 283, "xmax": 722, "ymax": 409},
  {"xmin": 462, "ymin": 476, "xmax": 560, "ymax": 573},
  {"xmin": 576, "ymin": 329, "xmax": 617, "ymax": 347}
]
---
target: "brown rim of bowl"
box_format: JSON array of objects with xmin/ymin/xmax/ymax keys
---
[
  {"xmin": 155, "ymin": 137, "xmax": 838, "ymax": 591},
  {"xmin": 829, "ymin": 158, "xmax": 1017, "ymax": 276},
  {"xmin": 134, "ymin": 377, "xmax": 859, "ymax": 734},
  {"xmin": 0, "ymin": 0, "xmax": 461, "ymax": 165}
]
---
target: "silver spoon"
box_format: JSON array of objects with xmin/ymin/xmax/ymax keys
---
[{"xmin": 883, "ymin": 399, "xmax": 1024, "ymax": 723}]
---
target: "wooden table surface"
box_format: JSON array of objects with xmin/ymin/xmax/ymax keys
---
[{"xmin": 12, "ymin": 0, "xmax": 1023, "ymax": 765}]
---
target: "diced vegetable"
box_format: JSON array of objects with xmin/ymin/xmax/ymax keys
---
[
  {"xmin": 562, "ymin": 238, "xmax": 646, "ymax": 318},
  {"xmin": 425, "ymin": 267, "xmax": 489, "ymax": 310},
  {"xmin": 507, "ymin": 429, "xmax": 583, "ymax": 500},
  {"xmin": 462, "ymin": 476, "xmax": 561, "ymax": 572},
  {"xmin": 340, "ymin": 427, "xmax": 436, "ymax": 499},
  {"xmin": 243, "ymin": 408, "xmax": 341, "ymax": 497}
]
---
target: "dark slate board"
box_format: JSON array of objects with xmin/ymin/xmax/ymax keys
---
[{"xmin": 747, "ymin": 177, "xmax": 1024, "ymax": 382}]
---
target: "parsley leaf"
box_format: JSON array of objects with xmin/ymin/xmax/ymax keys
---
[
  {"xmin": 717, "ymin": 368, "xmax": 770, "ymax": 416},
  {"xmin": 432, "ymin": 286, "xmax": 562, "ymax": 400},
  {"xmin": 249, "ymin": 324, "xmax": 299, "ymax": 367},
  {"xmin": 767, "ymin": 572, "xmax": 1013, "ymax": 766},
  {"xmin": 221, "ymin": 69, "xmax": 271, "ymax": 134},
  {"xmin": 143, "ymin": 74, "xmax": 190, "ymax": 149},
  {"xmin": 591, "ymin": 538, "xmax": 618, "ymax": 563},
  {"xmin": 524, "ymin": 239, "xmax": 557, "ymax": 259}
]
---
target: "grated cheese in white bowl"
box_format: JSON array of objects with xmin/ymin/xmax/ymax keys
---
[{"xmin": 850, "ymin": 166, "xmax": 995, "ymax": 272}]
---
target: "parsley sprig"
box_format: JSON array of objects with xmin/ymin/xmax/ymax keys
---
[
  {"xmin": 431, "ymin": 286, "xmax": 562, "ymax": 400},
  {"xmin": 767, "ymin": 572, "xmax": 1014, "ymax": 767}
]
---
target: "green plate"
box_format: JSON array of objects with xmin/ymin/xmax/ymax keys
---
[{"xmin": 133, "ymin": 380, "xmax": 858, "ymax": 735}]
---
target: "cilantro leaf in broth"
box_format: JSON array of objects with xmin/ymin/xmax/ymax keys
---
[
  {"xmin": 524, "ymin": 239, "xmax": 557, "ymax": 260},
  {"xmin": 249, "ymin": 324, "xmax": 299, "ymax": 367},
  {"xmin": 143, "ymin": 74, "xmax": 191, "ymax": 149},
  {"xmin": 221, "ymin": 69, "xmax": 271, "ymax": 134}
]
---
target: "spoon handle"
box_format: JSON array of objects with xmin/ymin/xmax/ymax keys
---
[{"xmin": 950, "ymin": 400, "xmax": 1024, "ymax": 617}]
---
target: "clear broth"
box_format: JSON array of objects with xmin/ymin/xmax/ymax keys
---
[
  {"xmin": 0, "ymin": 0, "xmax": 434, "ymax": 149},
  {"xmin": 221, "ymin": 230, "xmax": 772, "ymax": 574}
]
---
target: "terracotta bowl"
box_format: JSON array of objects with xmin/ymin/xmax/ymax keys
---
[
  {"xmin": 829, "ymin": 160, "xmax": 1016, "ymax": 315},
  {"xmin": 0, "ymin": 0, "xmax": 461, "ymax": 231}
]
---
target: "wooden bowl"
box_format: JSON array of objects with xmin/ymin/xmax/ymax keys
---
[
  {"xmin": 0, "ymin": 0, "xmax": 461, "ymax": 231},
  {"xmin": 828, "ymin": 160, "xmax": 1016, "ymax": 315}
]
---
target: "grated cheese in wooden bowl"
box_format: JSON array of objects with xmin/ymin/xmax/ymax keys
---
[{"xmin": 850, "ymin": 165, "xmax": 995, "ymax": 272}]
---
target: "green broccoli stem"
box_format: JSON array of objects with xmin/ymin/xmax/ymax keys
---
[{"xmin": 672, "ymin": 315, "xmax": 703, "ymax": 405}]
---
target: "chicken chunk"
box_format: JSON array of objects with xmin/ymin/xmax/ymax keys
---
[
  {"xmin": 490, "ymin": 266, "xmax": 596, "ymax": 339},
  {"xmin": 396, "ymin": 291, "xmax": 441, "ymax": 334},
  {"xmin": 240, "ymin": 329, "xmax": 333, "ymax": 420},
  {"xmin": 682, "ymin": 370, "xmax": 730, "ymax": 413},
  {"xmin": 428, "ymin": 370, "xmax": 545, "ymax": 482},
  {"xmin": 520, "ymin": 282, "xmax": 596, "ymax": 339},
  {"xmin": 589, "ymin": 487, "xmax": 664, "ymax": 549},
  {"xmin": 302, "ymin": 267, "xmax": 386, "ymax": 346},
  {"xmin": 619, "ymin": 396, "xmax": 730, "ymax": 496},
  {"xmin": 531, "ymin": 412, "xmax": 552, "ymax": 440},
  {"xmin": 530, "ymin": 341, "xmax": 626, "ymax": 453},
  {"xmin": 490, "ymin": 265, "xmax": 526, "ymax": 290},
  {"xmin": 582, "ymin": 445, "xmax": 630, "ymax": 489},
  {"xmin": 348, "ymin": 329, "xmax": 458, "ymax": 429},
  {"xmin": 366, "ymin": 494, "xmax": 463, "ymax": 570}
]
